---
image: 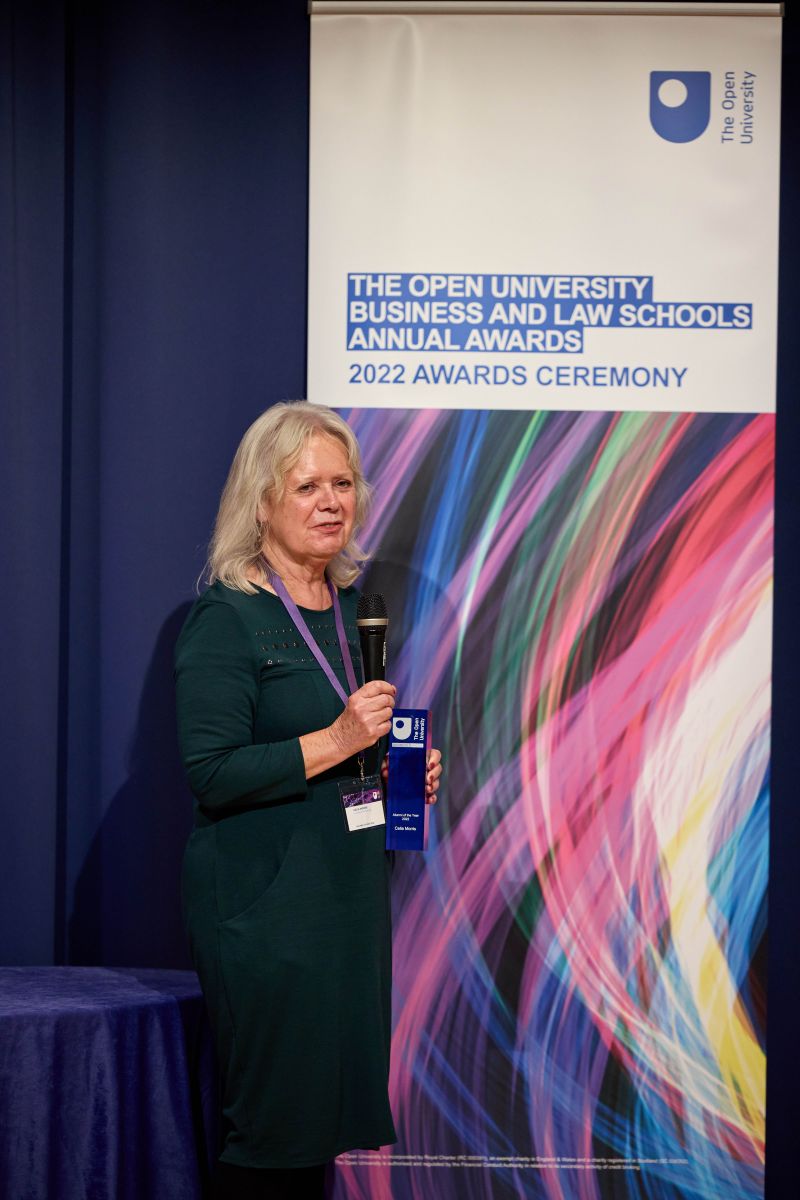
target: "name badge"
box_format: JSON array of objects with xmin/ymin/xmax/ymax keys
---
[{"xmin": 339, "ymin": 775, "xmax": 385, "ymax": 833}]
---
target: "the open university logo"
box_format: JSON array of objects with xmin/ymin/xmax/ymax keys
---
[
  {"xmin": 392, "ymin": 717, "xmax": 413, "ymax": 740},
  {"xmin": 650, "ymin": 71, "xmax": 711, "ymax": 142}
]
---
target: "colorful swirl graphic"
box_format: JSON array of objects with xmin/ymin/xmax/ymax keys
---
[{"xmin": 334, "ymin": 409, "xmax": 771, "ymax": 1200}]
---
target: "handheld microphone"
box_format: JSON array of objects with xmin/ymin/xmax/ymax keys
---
[{"xmin": 356, "ymin": 593, "xmax": 388, "ymax": 682}]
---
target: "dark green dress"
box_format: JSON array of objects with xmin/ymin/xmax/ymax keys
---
[{"xmin": 175, "ymin": 580, "xmax": 396, "ymax": 1169}]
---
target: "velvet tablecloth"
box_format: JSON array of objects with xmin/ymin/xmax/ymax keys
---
[{"xmin": 0, "ymin": 967, "xmax": 216, "ymax": 1200}]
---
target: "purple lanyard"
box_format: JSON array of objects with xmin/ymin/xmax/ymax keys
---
[{"xmin": 263, "ymin": 562, "xmax": 359, "ymax": 706}]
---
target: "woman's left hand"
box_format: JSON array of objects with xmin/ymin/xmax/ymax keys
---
[
  {"xmin": 425, "ymin": 748, "xmax": 442, "ymax": 804},
  {"xmin": 380, "ymin": 748, "xmax": 443, "ymax": 804}
]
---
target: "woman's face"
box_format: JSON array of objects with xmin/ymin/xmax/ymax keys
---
[{"xmin": 262, "ymin": 433, "xmax": 356, "ymax": 567}]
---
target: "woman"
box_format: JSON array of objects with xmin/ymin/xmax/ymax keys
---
[{"xmin": 175, "ymin": 402, "xmax": 442, "ymax": 1199}]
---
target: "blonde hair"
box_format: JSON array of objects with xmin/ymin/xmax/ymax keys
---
[{"xmin": 206, "ymin": 402, "xmax": 371, "ymax": 593}]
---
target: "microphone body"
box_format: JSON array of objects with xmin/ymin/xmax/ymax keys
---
[{"xmin": 356, "ymin": 594, "xmax": 388, "ymax": 683}]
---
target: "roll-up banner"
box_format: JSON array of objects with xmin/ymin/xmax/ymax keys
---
[{"xmin": 309, "ymin": 3, "xmax": 779, "ymax": 1197}]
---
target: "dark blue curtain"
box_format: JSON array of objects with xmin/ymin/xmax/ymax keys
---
[
  {"xmin": 768, "ymin": 8, "xmax": 800, "ymax": 1199},
  {"xmin": 1, "ymin": 2, "xmax": 797, "ymax": 1196},
  {"xmin": 0, "ymin": 0, "xmax": 309, "ymax": 969}
]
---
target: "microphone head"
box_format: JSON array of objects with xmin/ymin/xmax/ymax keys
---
[{"xmin": 357, "ymin": 592, "xmax": 388, "ymax": 625}]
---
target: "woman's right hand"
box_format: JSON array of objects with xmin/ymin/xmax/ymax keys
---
[{"xmin": 330, "ymin": 681, "xmax": 396, "ymax": 756}]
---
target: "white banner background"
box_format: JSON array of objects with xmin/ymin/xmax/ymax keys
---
[{"xmin": 309, "ymin": 9, "xmax": 780, "ymax": 412}]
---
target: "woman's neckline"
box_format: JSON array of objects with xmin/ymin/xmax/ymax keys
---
[{"xmin": 250, "ymin": 581, "xmax": 335, "ymax": 614}]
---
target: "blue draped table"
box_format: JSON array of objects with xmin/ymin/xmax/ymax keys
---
[{"xmin": 0, "ymin": 967, "xmax": 217, "ymax": 1200}]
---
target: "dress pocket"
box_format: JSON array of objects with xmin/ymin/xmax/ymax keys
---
[
  {"xmin": 215, "ymin": 821, "xmax": 301, "ymax": 927},
  {"xmin": 216, "ymin": 819, "xmax": 333, "ymax": 945}
]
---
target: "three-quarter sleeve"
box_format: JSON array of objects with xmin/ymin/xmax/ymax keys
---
[{"xmin": 175, "ymin": 597, "xmax": 308, "ymax": 815}]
